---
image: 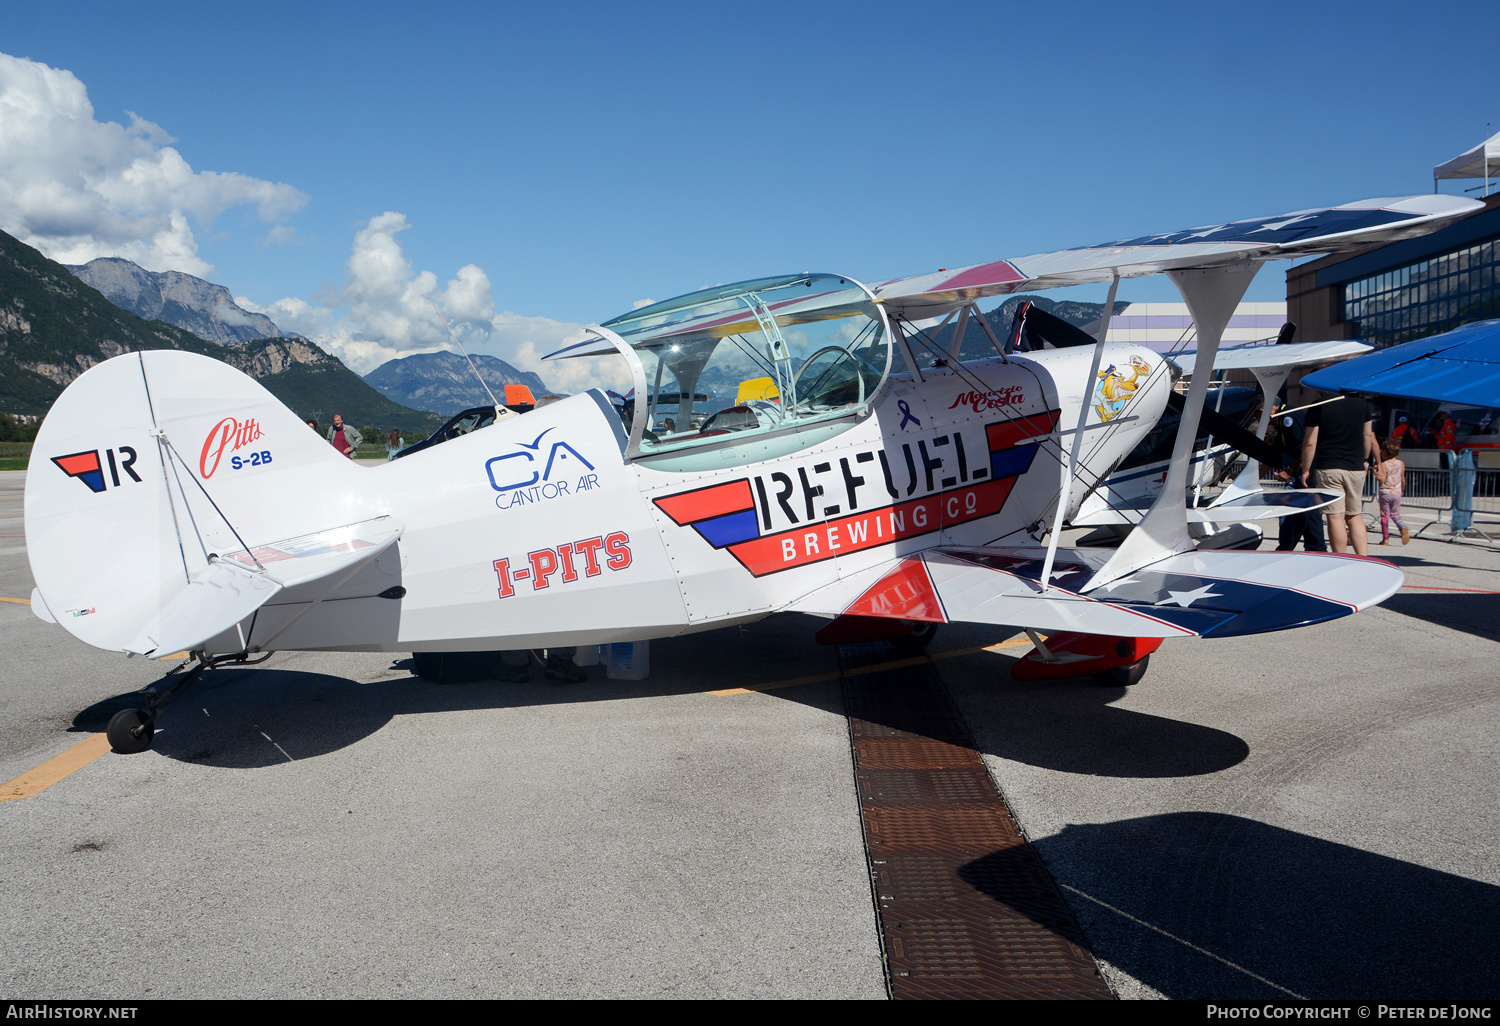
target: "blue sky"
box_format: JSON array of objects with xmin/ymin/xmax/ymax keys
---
[{"xmin": 1, "ymin": 0, "xmax": 1494, "ymax": 384}]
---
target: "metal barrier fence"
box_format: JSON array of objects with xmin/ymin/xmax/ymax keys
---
[
  {"xmin": 1351, "ymin": 448, "xmax": 1500, "ymax": 545},
  {"xmin": 1451, "ymin": 449, "xmax": 1500, "ymax": 542}
]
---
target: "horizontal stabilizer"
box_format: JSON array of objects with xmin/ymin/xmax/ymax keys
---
[
  {"xmin": 790, "ymin": 545, "xmax": 1400, "ymax": 640},
  {"xmin": 124, "ymin": 517, "xmax": 404, "ymax": 656},
  {"xmin": 219, "ymin": 517, "xmax": 405, "ymax": 590},
  {"xmin": 125, "ymin": 560, "xmax": 281, "ymax": 656},
  {"xmin": 1072, "ymin": 489, "xmax": 1340, "ymax": 527}
]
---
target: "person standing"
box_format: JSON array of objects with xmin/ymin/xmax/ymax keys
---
[
  {"xmin": 385, "ymin": 428, "xmax": 405, "ymax": 461},
  {"xmin": 1275, "ymin": 460, "xmax": 1327, "ymax": 552},
  {"xmin": 1391, "ymin": 414, "xmax": 1413, "ymax": 448},
  {"xmin": 326, "ymin": 414, "xmax": 362, "ymax": 459},
  {"xmin": 1300, "ymin": 393, "xmax": 1378, "ymax": 555},
  {"xmin": 1375, "ymin": 438, "xmax": 1409, "ymax": 546},
  {"xmin": 1435, "ymin": 411, "xmax": 1458, "ymax": 451}
]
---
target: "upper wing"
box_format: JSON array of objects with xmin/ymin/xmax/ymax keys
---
[
  {"xmin": 1301, "ymin": 317, "xmax": 1500, "ymax": 407},
  {"xmin": 1167, "ymin": 339, "xmax": 1373, "ymax": 374},
  {"xmin": 875, "ymin": 195, "xmax": 1481, "ymax": 318},
  {"xmin": 788, "ymin": 544, "xmax": 1400, "ymax": 640}
]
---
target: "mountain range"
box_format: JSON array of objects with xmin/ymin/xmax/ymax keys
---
[
  {"xmin": 363, "ymin": 351, "xmax": 550, "ymax": 416},
  {"xmin": 67, "ymin": 257, "xmax": 285, "ymax": 345},
  {"xmin": 62, "ymin": 252, "xmax": 555, "ymax": 420},
  {"xmin": 0, "ymin": 228, "xmax": 441, "ymax": 433}
]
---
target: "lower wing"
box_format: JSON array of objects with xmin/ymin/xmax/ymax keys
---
[
  {"xmin": 788, "ymin": 544, "xmax": 1400, "ymax": 640},
  {"xmin": 1071, "ymin": 489, "xmax": 1341, "ymax": 528}
]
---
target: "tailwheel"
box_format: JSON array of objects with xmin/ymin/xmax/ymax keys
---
[
  {"xmin": 106, "ymin": 708, "xmax": 155, "ymax": 754},
  {"xmin": 1092, "ymin": 654, "xmax": 1150, "ymax": 688},
  {"xmin": 102, "ymin": 648, "xmax": 265, "ymax": 754}
]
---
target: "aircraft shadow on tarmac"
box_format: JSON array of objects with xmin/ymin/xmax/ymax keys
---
[
  {"xmin": 73, "ymin": 668, "xmax": 413, "ymax": 768},
  {"xmin": 67, "ymin": 616, "xmax": 848, "ymax": 768},
  {"xmin": 929, "ymin": 664, "xmax": 1251, "ymax": 778},
  {"xmin": 1011, "ymin": 812, "xmax": 1500, "ymax": 1000},
  {"xmin": 67, "ymin": 618, "xmax": 1238, "ymax": 774},
  {"xmin": 1377, "ymin": 589, "xmax": 1500, "ymax": 644}
]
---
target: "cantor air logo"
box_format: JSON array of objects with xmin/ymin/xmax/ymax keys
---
[{"xmin": 486, "ymin": 427, "xmax": 600, "ymax": 510}]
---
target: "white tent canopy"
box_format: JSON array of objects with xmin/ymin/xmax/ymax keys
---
[{"xmin": 1434, "ymin": 131, "xmax": 1500, "ymax": 181}]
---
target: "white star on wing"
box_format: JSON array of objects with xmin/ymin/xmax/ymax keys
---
[
  {"xmin": 1095, "ymin": 575, "xmax": 1142, "ymax": 593},
  {"xmin": 1163, "ymin": 584, "xmax": 1223, "ymax": 608},
  {"xmin": 1246, "ymin": 215, "xmax": 1314, "ymax": 235},
  {"xmin": 1181, "ymin": 224, "xmax": 1228, "ymax": 240}
]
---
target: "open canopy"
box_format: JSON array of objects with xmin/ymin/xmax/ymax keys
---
[
  {"xmin": 1300, "ymin": 318, "xmax": 1500, "ymax": 407},
  {"xmin": 1434, "ymin": 131, "xmax": 1500, "ymax": 181}
]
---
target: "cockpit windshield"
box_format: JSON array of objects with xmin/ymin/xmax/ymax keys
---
[{"xmin": 595, "ymin": 274, "xmax": 890, "ymax": 463}]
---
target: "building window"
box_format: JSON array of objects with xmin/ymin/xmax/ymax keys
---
[{"xmin": 1341, "ymin": 238, "xmax": 1500, "ymax": 347}]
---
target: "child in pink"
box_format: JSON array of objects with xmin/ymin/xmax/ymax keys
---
[{"xmin": 1375, "ymin": 438, "xmax": 1408, "ymax": 545}]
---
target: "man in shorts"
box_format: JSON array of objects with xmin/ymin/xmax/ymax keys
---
[{"xmin": 1300, "ymin": 391, "xmax": 1378, "ymax": 555}]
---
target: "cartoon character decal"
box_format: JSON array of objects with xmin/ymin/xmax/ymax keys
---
[{"xmin": 1093, "ymin": 356, "xmax": 1150, "ymax": 423}]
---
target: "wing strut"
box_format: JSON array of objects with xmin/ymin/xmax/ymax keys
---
[
  {"xmin": 1211, "ymin": 362, "xmax": 1292, "ymax": 505},
  {"xmin": 971, "ymin": 302, "xmax": 1009, "ymax": 363},
  {"xmin": 1040, "ymin": 274, "xmax": 1119, "ymax": 592},
  {"xmin": 1083, "ymin": 260, "xmax": 1261, "ymax": 593},
  {"xmin": 947, "ymin": 305, "xmax": 970, "ymax": 362}
]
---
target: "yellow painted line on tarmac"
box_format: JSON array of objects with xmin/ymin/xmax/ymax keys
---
[
  {"xmin": 0, "ymin": 596, "xmax": 30, "ymax": 605},
  {"xmin": 155, "ymin": 650, "xmax": 190, "ymax": 661},
  {"xmin": 0, "ymin": 733, "xmax": 112, "ymax": 801},
  {"xmin": 708, "ymin": 634, "xmax": 1035, "ymax": 696}
]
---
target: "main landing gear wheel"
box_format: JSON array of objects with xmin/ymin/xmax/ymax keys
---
[
  {"xmin": 106, "ymin": 708, "xmax": 155, "ymax": 754},
  {"xmin": 892, "ymin": 621, "xmax": 938, "ymax": 652},
  {"xmin": 1092, "ymin": 654, "xmax": 1150, "ymax": 688}
]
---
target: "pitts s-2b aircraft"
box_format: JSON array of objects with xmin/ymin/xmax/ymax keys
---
[{"xmin": 25, "ymin": 193, "xmax": 1482, "ymax": 752}]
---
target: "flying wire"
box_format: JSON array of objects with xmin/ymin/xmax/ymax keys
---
[{"xmin": 426, "ymin": 296, "xmax": 502, "ymax": 411}]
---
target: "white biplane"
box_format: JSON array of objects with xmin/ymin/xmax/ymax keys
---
[{"xmin": 24, "ymin": 193, "xmax": 1481, "ymax": 752}]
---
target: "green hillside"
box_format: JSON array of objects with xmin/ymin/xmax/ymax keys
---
[{"xmin": 239, "ymin": 344, "xmax": 443, "ymax": 434}]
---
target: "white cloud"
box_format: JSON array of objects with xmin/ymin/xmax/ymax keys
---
[
  {"xmin": 246, "ymin": 211, "xmax": 635, "ymax": 394},
  {"xmin": 510, "ymin": 340, "xmax": 632, "ymax": 396},
  {"xmin": 211, "ymin": 298, "xmax": 255, "ymax": 327},
  {"xmin": 0, "ymin": 51, "xmax": 306, "ymax": 276},
  {"xmin": 632, "ymin": 298, "xmax": 656, "ymax": 309},
  {"xmin": 261, "ymin": 225, "xmax": 298, "ymax": 247}
]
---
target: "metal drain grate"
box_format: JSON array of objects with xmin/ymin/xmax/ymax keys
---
[{"xmin": 842, "ymin": 644, "xmax": 1112, "ymax": 999}]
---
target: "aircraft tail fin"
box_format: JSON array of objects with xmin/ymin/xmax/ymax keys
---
[{"xmin": 25, "ymin": 350, "xmax": 383, "ymax": 655}]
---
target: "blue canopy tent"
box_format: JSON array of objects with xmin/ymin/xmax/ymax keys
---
[
  {"xmin": 1301, "ymin": 318, "xmax": 1500, "ymax": 406},
  {"xmin": 1304, "ymin": 318, "xmax": 1500, "ymax": 535}
]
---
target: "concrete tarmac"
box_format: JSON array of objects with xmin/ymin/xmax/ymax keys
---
[{"xmin": 3, "ymin": 467, "xmax": 1497, "ymax": 999}]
